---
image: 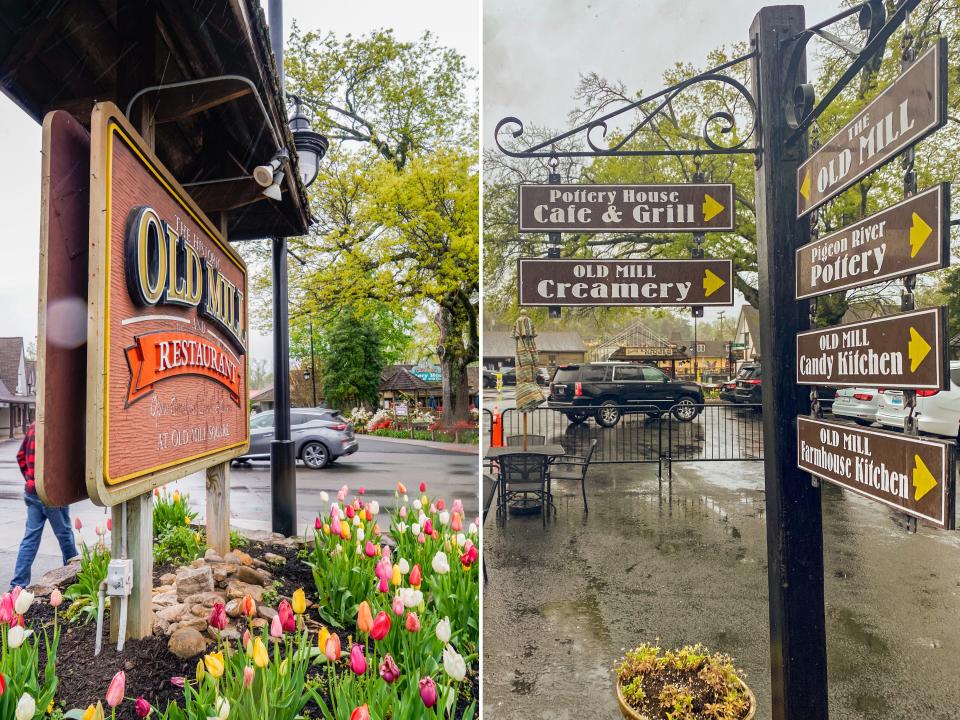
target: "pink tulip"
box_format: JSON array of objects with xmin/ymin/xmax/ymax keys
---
[
  {"xmin": 452, "ymin": 499, "xmax": 464, "ymax": 515},
  {"xmin": 420, "ymin": 677, "xmax": 438, "ymax": 708},
  {"xmin": 424, "ymin": 519, "xmax": 433, "ymax": 535},
  {"xmin": 74, "ymin": 517, "xmax": 82, "ymax": 530},
  {"xmin": 345, "ymin": 505, "xmax": 355, "ymax": 519},
  {"xmin": 379, "ymin": 654, "xmax": 400, "ymax": 683},
  {"xmin": 270, "ymin": 614, "xmax": 283, "ymax": 638},
  {"xmin": 49, "ymin": 589, "xmax": 63, "ymax": 608},
  {"xmin": 278, "ymin": 600, "xmax": 295, "ymax": 632},
  {"xmin": 429, "ymin": 503, "xmax": 437, "ymax": 514},
  {"xmin": 315, "ymin": 517, "xmax": 322, "ymax": 530},
  {"xmin": 242, "ymin": 629, "xmax": 252, "ymax": 651},
  {"xmin": 330, "ymin": 505, "xmax": 340, "ymax": 520},
  {"xmin": 358, "ymin": 486, "xmax": 365, "ymax": 495},
  {"xmin": 405, "ymin": 612, "xmax": 421, "ymax": 633},
  {"xmin": 0, "ymin": 593, "xmax": 14, "ymax": 624},
  {"xmin": 209, "ymin": 602, "xmax": 227, "ymax": 631},
  {"xmin": 349, "ymin": 644, "xmax": 367, "ymax": 675},
  {"xmin": 364, "ymin": 541, "xmax": 377, "ymax": 558},
  {"xmin": 399, "ymin": 506, "xmax": 407, "ymax": 519},
  {"xmin": 382, "ymin": 545, "xmax": 391, "ymax": 561},
  {"xmin": 331, "ymin": 515, "xmax": 342, "ymax": 537},
  {"xmin": 135, "ymin": 697, "xmax": 151, "ymax": 718},
  {"xmin": 106, "ymin": 671, "xmax": 125, "ymax": 708},
  {"xmin": 170, "ymin": 676, "xmax": 185, "ymax": 688},
  {"xmin": 377, "ymin": 576, "xmax": 389, "ymax": 593},
  {"xmin": 417, "ymin": 532, "xmax": 426, "ymax": 544},
  {"xmin": 392, "ymin": 595, "xmax": 405, "ymax": 616},
  {"xmin": 243, "ymin": 665, "xmax": 255, "ymax": 689},
  {"xmin": 325, "ymin": 633, "xmax": 341, "ymax": 662},
  {"xmin": 338, "ymin": 485, "xmax": 348, "ymax": 501}
]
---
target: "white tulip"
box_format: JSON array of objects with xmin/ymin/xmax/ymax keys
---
[
  {"xmin": 439, "ymin": 511, "xmax": 450, "ymax": 526},
  {"xmin": 352, "ymin": 515, "xmax": 361, "ymax": 526},
  {"xmin": 395, "ymin": 521, "xmax": 408, "ymax": 534},
  {"xmin": 468, "ymin": 522, "xmax": 478, "ymax": 535},
  {"xmin": 8, "ymin": 624, "xmax": 27, "ymax": 648},
  {"xmin": 320, "ymin": 491, "xmax": 330, "ymax": 503},
  {"xmin": 436, "ymin": 617, "xmax": 452, "ymax": 644},
  {"xmin": 443, "ymin": 644, "xmax": 467, "ymax": 681},
  {"xmin": 216, "ymin": 696, "xmax": 231, "ymax": 719},
  {"xmin": 456, "ymin": 533, "xmax": 466, "ymax": 547},
  {"xmin": 369, "ymin": 501, "xmax": 380, "ymax": 515},
  {"xmin": 432, "ymin": 550, "xmax": 450, "ymax": 575},
  {"xmin": 411, "ymin": 523, "xmax": 421, "ymax": 536},
  {"xmin": 398, "ymin": 558, "xmax": 410, "ymax": 574},
  {"xmin": 356, "ymin": 527, "xmax": 365, "ymax": 542},
  {"xmin": 14, "ymin": 590, "xmax": 34, "ymax": 616},
  {"xmin": 403, "ymin": 494, "xmax": 409, "ymax": 504},
  {"xmin": 15, "ymin": 693, "xmax": 36, "ymax": 720},
  {"xmin": 399, "ymin": 587, "xmax": 424, "ymax": 608}
]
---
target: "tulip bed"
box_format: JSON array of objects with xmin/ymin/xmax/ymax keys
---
[{"xmin": 0, "ymin": 481, "xmax": 479, "ymax": 719}]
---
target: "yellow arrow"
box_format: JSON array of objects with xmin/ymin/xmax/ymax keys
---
[
  {"xmin": 799, "ymin": 169, "xmax": 811, "ymax": 201},
  {"xmin": 702, "ymin": 193, "xmax": 725, "ymax": 222},
  {"xmin": 912, "ymin": 454, "xmax": 938, "ymax": 502},
  {"xmin": 909, "ymin": 212, "xmax": 932, "ymax": 258},
  {"xmin": 908, "ymin": 326, "xmax": 931, "ymax": 372},
  {"xmin": 703, "ymin": 269, "xmax": 726, "ymax": 298}
]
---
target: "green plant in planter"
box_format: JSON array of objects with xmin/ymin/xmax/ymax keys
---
[
  {"xmin": 615, "ymin": 643, "xmax": 751, "ymax": 720},
  {"xmin": 153, "ymin": 488, "xmax": 199, "ymax": 539},
  {"xmin": 155, "ymin": 525, "xmax": 208, "ymax": 566},
  {"xmin": 64, "ymin": 541, "xmax": 110, "ymax": 624}
]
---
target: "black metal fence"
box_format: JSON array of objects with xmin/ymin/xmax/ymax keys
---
[{"xmin": 484, "ymin": 402, "xmax": 763, "ymax": 474}]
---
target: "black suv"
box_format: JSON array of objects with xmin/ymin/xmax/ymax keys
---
[{"xmin": 548, "ymin": 362, "xmax": 704, "ymax": 426}]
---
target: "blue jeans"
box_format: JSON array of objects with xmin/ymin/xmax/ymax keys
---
[{"xmin": 10, "ymin": 492, "xmax": 78, "ymax": 590}]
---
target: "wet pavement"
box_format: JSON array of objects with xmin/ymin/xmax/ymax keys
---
[{"xmin": 482, "ymin": 459, "xmax": 960, "ymax": 720}]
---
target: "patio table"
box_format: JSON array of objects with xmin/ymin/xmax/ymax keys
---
[{"xmin": 485, "ymin": 445, "xmax": 565, "ymax": 514}]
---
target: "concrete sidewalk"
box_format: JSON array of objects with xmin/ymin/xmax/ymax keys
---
[{"xmin": 356, "ymin": 433, "xmax": 478, "ymax": 454}]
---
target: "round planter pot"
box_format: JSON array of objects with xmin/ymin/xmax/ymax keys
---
[{"xmin": 616, "ymin": 678, "xmax": 756, "ymax": 720}]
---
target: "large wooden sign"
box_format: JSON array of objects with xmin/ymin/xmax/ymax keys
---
[
  {"xmin": 517, "ymin": 258, "xmax": 733, "ymax": 306},
  {"xmin": 36, "ymin": 111, "xmax": 91, "ymax": 507},
  {"xmin": 796, "ymin": 39, "xmax": 947, "ymax": 217},
  {"xmin": 795, "ymin": 184, "xmax": 949, "ymax": 299},
  {"xmin": 795, "ymin": 307, "xmax": 947, "ymax": 390},
  {"xmin": 797, "ymin": 417, "xmax": 954, "ymax": 529},
  {"xmin": 86, "ymin": 103, "xmax": 249, "ymax": 506},
  {"xmin": 518, "ymin": 183, "xmax": 735, "ymax": 233}
]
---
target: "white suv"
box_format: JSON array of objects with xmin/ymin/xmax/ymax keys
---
[{"xmin": 875, "ymin": 361, "xmax": 960, "ymax": 440}]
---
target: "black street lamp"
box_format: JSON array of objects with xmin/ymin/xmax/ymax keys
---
[{"xmin": 289, "ymin": 96, "xmax": 328, "ymax": 188}]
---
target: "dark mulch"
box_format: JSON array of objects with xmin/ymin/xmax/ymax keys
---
[{"xmin": 30, "ymin": 539, "xmax": 478, "ymax": 718}]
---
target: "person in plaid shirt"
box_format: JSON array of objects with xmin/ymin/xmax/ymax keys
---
[{"xmin": 10, "ymin": 422, "xmax": 78, "ymax": 590}]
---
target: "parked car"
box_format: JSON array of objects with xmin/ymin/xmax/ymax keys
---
[
  {"xmin": 875, "ymin": 362, "xmax": 960, "ymax": 440},
  {"xmin": 548, "ymin": 361, "xmax": 704, "ymax": 426},
  {"xmin": 236, "ymin": 408, "xmax": 358, "ymax": 469},
  {"xmin": 733, "ymin": 363, "xmax": 762, "ymax": 404},
  {"xmin": 483, "ymin": 367, "xmax": 517, "ymax": 388},
  {"xmin": 720, "ymin": 364, "xmax": 757, "ymax": 403},
  {"xmin": 831, "ymin": 387, "xmax": 880, "ymax": 426}
]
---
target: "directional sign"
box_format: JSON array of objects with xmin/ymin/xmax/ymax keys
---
[
  {"xmin": 795, "ymin": 184, "xmax": 950, "ymax": 299},
  {"xmin": 518, "ymin": 183, "xmax": 735, "ymax": 233},
  {"xmin": 796, "ymin": 307, "xmax": 947, "ymax": 390},
  {"xmin": 517, "ymin": 258, "xmax": 733, "ymax": 306},
  {"xmin": 797, "ymin": 39, "xmax": 947, "ymax": 217},
  {"xmin": 797, "ymin": 417, "xmax": 954, "ymax": 529}
]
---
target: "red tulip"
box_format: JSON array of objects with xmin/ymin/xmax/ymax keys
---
[
  {"xmin": 134, "ymin": 697, "xmax": 151, "ymax": 718},
  {"xmin": 379, "ymin": 654, "xmax": 400, "ymax": 683},
  {"xmin": 315, "ymin": 516, "xmax": 322, "ymax": 530},
  {"xmin": 74, "ymin": 517, "xmax": 82, "ymax": 530},
  {"xmin": 209, "ymin": 602, "xmax": 227, "ymax": 631},
  {"xmin": 278, "ymin": 600, "xmax": 295, "ymax": 632},
  {"xmin": 345, "ymin": 505, "xmax": 355, "ymax": 519},
  {"xmin": 405, "ymin": 612, "xmax": 421, "ymax": 633},
  {"xmin": 420, "ymin": 676, "xmax": 438, "ymax": 708},
  {"xmin": 106, "ymin": 671, "xmax": 126, "ymax": 708},
  {"xmin": 0, "ymin": 672, "xmax": 5, "ymax": 696},
  {"xmin": 437, "ymin": 498, "xmax": 445, "ymax": 511},
  {"xmin": 423, "ymin": 519, "xmax": 433, "ymax": 535},
  {"xmin": 365, "ymin": 507, "xmax": 373, "ymax": 522},
  {"xmin": 419, "ymin": 482, "xmax": 427, "ymax": 493},
  {"xmin": 409, "ymin": 564, "xmax": 422, "ymax": 588},
  {"xmin": 106, "ymin": 518, "xmax": 113, "ymax": 532},
  {"xmin": 349, "ymin": 644, "xmax": 367, "ymax": 675},
  {"xmin": 370, "ymin": 611, "xmax": 391, "ymax": 641},
  {"xmin": 461, "ymin": 545, "xmax": 479, "ymax": 569},
  {"xmin": 350, "ymin": 704, "xmax": 370, "ymax": 720}
]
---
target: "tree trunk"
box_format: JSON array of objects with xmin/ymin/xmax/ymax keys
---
[{"xmin": 437, "ymin": 289, "xmax": 479, "ymax": 426}]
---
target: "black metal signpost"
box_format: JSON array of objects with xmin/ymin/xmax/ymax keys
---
[{"xmin": 497, "ymin": 2, "xmax": 952, "ymax": 717}]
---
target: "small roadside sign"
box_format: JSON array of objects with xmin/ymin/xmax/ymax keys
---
[
  {"xmin": 795, "ymin": 184, "xmax": 950, "ymax": 299},
  {"xmin": 797, "ymin": 416, "xmax": 954, "ymax": 529},
  {"xmin": 518, "ymin": 183, "xmax": 735, "ymax": 233},
  {"xmin": 395, "ymin": 403, "xmax": 408, "ymax": 417},
  {"xmin": 517, "ymin": 258, "xmax": 733, "ymax": 307},
  {"xmin": 796, "ymin": 40, "xmax": 947, "ymax": 217},
  {"xmin": 795, "ymin": 307, "xmax": 947, "ymax": 390}
]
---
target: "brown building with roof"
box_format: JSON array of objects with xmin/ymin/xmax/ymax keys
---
[
  {"xmin": 0, "ymin": 337, "xmax": 35, "ymax": 437},
  {"xmin": 379, "ymin": 364, "xmax": 480, "ymax": 410},
  {"xmin": 483, "ymin": 331, "xmax": 587, "ymax": 369}
]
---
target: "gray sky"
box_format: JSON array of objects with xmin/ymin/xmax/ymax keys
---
[
  {"xmin": 483, "ymin": 0, "xmax": 838, "ymax": 325},
  {"xmin": 0, "ymin": 0, "xmax": 478, "ymax": 369}
]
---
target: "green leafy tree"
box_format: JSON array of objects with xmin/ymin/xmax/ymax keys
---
[{"xmin": 319, "ymin": 306, "xmax": 387, "ymax": 411}]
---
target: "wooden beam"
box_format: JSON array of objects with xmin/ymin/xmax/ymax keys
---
[{"xmin": 146, "ymin": 81, "xmax": 253, "ymax": 124}]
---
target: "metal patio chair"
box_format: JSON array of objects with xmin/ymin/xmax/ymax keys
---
[
  {"xmin": 482, "ymin": 471, "xmax": 497, "ymax": 582},
  {"xmin": 505, "ymin": 434, "xmax": 546, "ymax": 446},
  {"xmin": 498, "ymin": 452, "xmax": 551, "ymax": 527},
  {"xmin": 548, "ymin": 439, "xmax": 597, "ymax": 512}
]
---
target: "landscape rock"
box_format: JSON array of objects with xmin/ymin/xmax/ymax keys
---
[
  {"xmin": 204, "ymin": 549, "xmax": 223, "ymax": 563},
  {"xmin": 264, "ymin": 552, "xmax": 286, "ymax": 566},
  {"xmin": 224, "ymin": 550, "xmax": 254, "ymax": 566},
  {"xmin": 225, "ymin": 599, "xmax": 242, "ymax": 618},
  {"xmin": 207, "ymin": 625, "xmax": 241, "ymax": 642},
  {"xmin": 183, "ymin": 591, "xmax": 225, "ymax": 607},
  {"xmin": 257, "ymin": 605, "xmax": 277, "ymax": 622},
  {"xmin": 156, "ymin": 604, "xmax": 191, "ymax": 624},
  {"xmin": 236, "ymin": 565, "xmax": 271, "ymax": 586},
  {"xmin": 152, "ymin": 590, "xmax": 179, "ymax": 609},
  {"xmin": 251, "ymin": 618, "xmax": 267, "ymax": 629},
  {"xmin": 169, "ymin": 616, "xmax": 208, "ymax": 634},
  {"xmin": 168, "ymin": 627, "xmax": 207, "ymax": 658},
  {"xmin": 160, "ymin": 573, "xmax": 177, "ymax": 586},
  {"xmin": 37, "ymin": 563, "xmax": 80, "ymax": 588},
  {"xmin": 26, "ymin": 584, "xmax": 53, "ymax": 597},
  {"xmin": 226, "ymin": 580, "xmax": 264, "ymax": 601},
  {"xmin": 176, "ymin": 566, "xmax": 214, "ymax": 601}
]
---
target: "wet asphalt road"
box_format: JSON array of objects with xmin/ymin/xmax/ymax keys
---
[
  {"xmin": 0, "ymin": 436, "xmax": 478, "ymax": 589},
  {"xmin": 483, "ymin": 458, "xmax": 960, "ymax": 720}
]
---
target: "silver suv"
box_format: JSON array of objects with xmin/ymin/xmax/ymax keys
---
[{"xmin": 236, "ymin": 408, "xmax": 358, "ymax": 469}]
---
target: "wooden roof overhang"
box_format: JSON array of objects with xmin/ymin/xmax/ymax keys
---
[{"xmin": 0, "ymin": 0, "xmax": 310, "ymax": 239}]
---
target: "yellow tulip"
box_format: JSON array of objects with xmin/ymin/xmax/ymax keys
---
[
  {"xmin": 318, "ymin": 626, "xmax": 330, "ymax": 653},
  {"xmin": 196, "ymin": 658, "xmax": 206, "ymax": 682},
  {"xmin": 341, "ymin": 523, "xmax": 351, "ymax": 540},
  {"xmin": 184, "ymin": 516, "xmax": 191, "ymax": 526},
  {"xmin": 421, "ymin": 494, "xmax": 428, "ymax": 507},
  {"xmin": 292, "ymin": 588, "xmax": 306, "ymax": 615},
  {"xmin": 173, "ymin": 490, "xmax": 181, "ymax": 502},
  {"xmin": 391, "ymin": 564, "xmax": 402, "ymax": 586},
  {"xmin": 82, "ymin": 704, "xmax": 105, "ymax": 720},
  {"xmin": 279, "ymin": 658, "xmax": 289, "ymax": 676},
  {"xmin": 252, "ymin": 637, "xmax": 269, "ymax": 668},
  {"xmin": 204, "ymin": 651, "xmax": 225, "ymax": 679}
]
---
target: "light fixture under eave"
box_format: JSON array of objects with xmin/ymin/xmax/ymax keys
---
[
  {"xmin": 263, "ymin": 169, "xmax": 285, "ymax": 201},
  {"xmin": 288, "ymin": 96, "xmax": 329, "ymax": 188}
]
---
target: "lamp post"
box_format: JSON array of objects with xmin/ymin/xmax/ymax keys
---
[{"xmin": 268, "ymin": 0, "xmax": 328, "ymax": 535}]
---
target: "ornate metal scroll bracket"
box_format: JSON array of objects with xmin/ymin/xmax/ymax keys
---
[
  {"xmin": 494, "ymin": 50, "xmax": 759, "ymax": 160},
  {"xmin": 782, "ymin": 0, "xmax": 922, "ymax": 147}
]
